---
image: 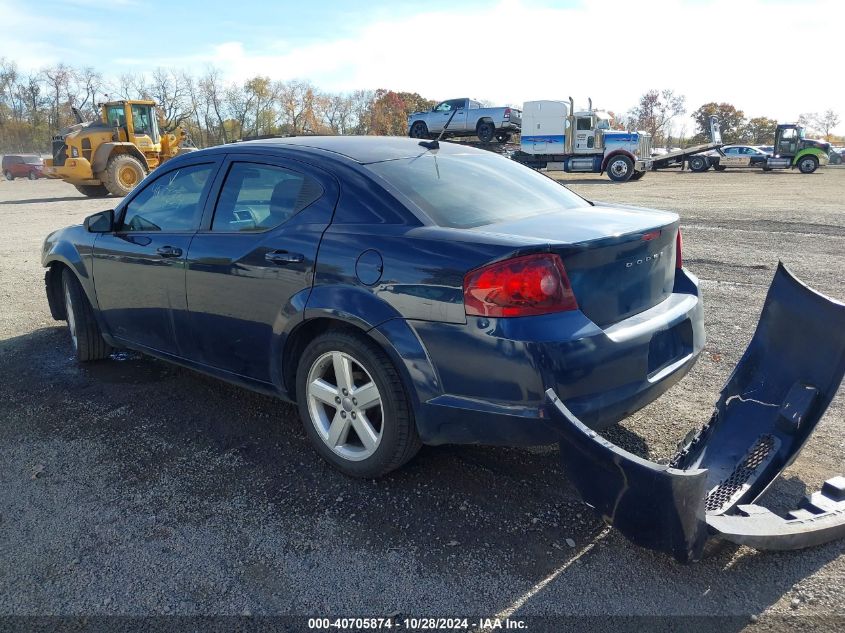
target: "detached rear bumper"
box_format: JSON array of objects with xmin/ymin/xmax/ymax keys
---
[{"xmin": 547, "ymin": 263, "xmax": 845, "ymax": 562}]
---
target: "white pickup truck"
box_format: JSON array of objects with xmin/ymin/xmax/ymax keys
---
[{"xmin": 407, "ymin": 98, "xmax": 521, "ymax": 143}]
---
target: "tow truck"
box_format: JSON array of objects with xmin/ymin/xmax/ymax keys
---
[
  {"xmin": 684, "ymin": 123, "xmax": 831, "ymax": 174},
  {"xmin": 511, "ymin": 98, "xmax": 653, "ymax": 182},
  {"xmin": 649, "ymin": 115, "xmax": 724, "ymax": 171}
]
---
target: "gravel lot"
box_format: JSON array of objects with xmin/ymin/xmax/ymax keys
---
[{"xmin": 1, "ymin": 168, "xmax": 843, "ymax": 630}]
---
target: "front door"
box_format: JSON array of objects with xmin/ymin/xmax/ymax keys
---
[
  {"xmin": 92, "ymin": 161, "xmax": 218, "ymax": 355},
  {"xmin": 185, "ymin": 155, "xmax": 338, "ymax": 383},
  {"xmin": 129, "ymin": 102, "xmax": 159, "ymax": 154},
  {"xmin": 776, "ymin": 127, "xmax": 798, "ymax": 156},
  {"xmin": 574, "ymin": 116, "xmax": 596, "ymax": 153},
  {"xmin": 430, "ymin": 99, "xmax": 467, "ymax": 133}
]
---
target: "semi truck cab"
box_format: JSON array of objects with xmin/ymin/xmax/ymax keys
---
[{"xmin": 514, "ymin": 98, "xmax": 652, "ymax": 182}]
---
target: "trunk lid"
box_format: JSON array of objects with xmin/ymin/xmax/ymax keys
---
[{"xmin": 470, "ymin": 204, "xmax": 679, "ymax": 328}]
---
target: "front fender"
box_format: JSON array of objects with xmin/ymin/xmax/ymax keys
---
[
  {"xmin": 601, "ymin": 149, "xmax": 636, "ymax": 172},
  {"xmin": 793, "ymin": 147, "xmax": 829, "ymax": 166},
  {"xmin": 42, "ymin": 227, "xmax": 99, "ymax": 309}
]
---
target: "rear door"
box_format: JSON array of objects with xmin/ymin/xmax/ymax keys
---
[
  {"xmin": 184, "ymin": 153, "xmax": 338, "ymax": 383},
  {"xmin": 92, "ymin": 160, "xmax": 219, "ymax": 355}
]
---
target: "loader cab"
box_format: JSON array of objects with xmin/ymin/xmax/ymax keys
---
[
  {"xmin": 102, "ymin": 100, "xmax": 161, "ymax": 147},
  {"xmin": 774, "ymin": 124, "xmax": 803, "ymax": 157}
]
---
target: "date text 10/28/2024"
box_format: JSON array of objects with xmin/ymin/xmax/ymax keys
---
[{"xmin": 307, "ymin": 617, "xmax": 527, "ymax": 630}]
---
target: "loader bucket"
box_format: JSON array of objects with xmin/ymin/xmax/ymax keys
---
[{"xmin": 548, "ymin": 263, "xmax": 845, "ymax": 562}]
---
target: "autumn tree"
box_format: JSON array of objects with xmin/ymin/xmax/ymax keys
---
[
  {"xmin": 740, "ymin": 116, "xmax": 777, "ymax": 144},
  {"xmin": 627, "ymin": 89, "xmax": 685, "ymax": 144},
  {"xmin": 690, "ymin": 102, "xmax": 746, "ymax": 144},
  {"xmin": 368, "ymin": 90, "xmax": 434, "ymax": 136}
]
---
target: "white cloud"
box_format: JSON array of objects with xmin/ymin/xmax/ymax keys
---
[
  {"xmin": 198, "ymin": 0, "xmax": 845, "ymax": 134},
  {"xmin": 3, "ymin": 0, "xmax": 844, "ymax": 134}
]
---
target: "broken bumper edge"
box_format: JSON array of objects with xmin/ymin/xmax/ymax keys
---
[{"xmin": 546, "ymin": 262, "xmax": 845, "ymax": 562}]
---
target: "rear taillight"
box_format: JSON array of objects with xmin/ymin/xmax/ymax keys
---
[
  {"xmin": 503, "ymin": 107, "xmax": 511, "ymax": 120},
  {"xmin": 676, "ymin": 228, "xmax": 683, "ymax": 269},
  {"xmin": 463, "ymin": 253, "xmax": 578, "ymax": 317}
]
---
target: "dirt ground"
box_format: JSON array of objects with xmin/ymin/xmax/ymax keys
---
[{"xmin": 1, "ymin": 167, "xmax": 844, "ymax": 631}]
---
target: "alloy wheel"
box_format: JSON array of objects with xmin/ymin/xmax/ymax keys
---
[
  {"xmin": 64, "ymin": 285, "xmax": 78, "ymax": 351},
  {"xmin": 306, "ymin": 351, "xmax": 384, "ymax": 461}
]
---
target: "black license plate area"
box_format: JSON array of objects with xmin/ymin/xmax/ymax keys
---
[{"xmin": 648, "ymin": 321, "xmax": 692, "ymax": 376}]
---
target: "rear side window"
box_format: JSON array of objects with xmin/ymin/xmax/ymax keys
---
[
  {"xmin": 120, "ymin": 163, "xmax": 213, "ymax": 232},
  {"xmin": 366, "ymin": 152, "xmax": 589, "ymax": 229},
  {"xmin": 211, "ymin": 162, "xmax": 322, "ymax": 232}
]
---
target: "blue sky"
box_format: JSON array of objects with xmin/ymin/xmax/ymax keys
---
[{"xmin": 2, "ymin": 0, "xmax": 843, "ymax": 134}]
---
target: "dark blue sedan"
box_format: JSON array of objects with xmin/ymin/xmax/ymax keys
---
[{"xmin": 42, "ymin": 137, "xmax": 704, "ymax": 477}]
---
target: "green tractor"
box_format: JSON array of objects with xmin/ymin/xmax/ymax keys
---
[{"xmin": 766, "ymin": 123, "xmax": 831, "ymax": 173}]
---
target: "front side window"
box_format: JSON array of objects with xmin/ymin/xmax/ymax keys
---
[
  {"xmin": 211, "ymin": 163, "xmax": 322, "ymax": 232},
  {"xmin": 120, "ymin": 163, "xmax": 213, "ymax": 232},
  {"xmin": 131, "ymin": 104, "xmax": 152, "ymax": 135},
  {"xmin": 434, "ymin": 101, "xmax": 452, "ymax": 112},
  {"xmin": 106, "ymin": 105, "xmax": 125, "ymax": 128},
  {"xmin": 576, "ymin": 118, "xmax": 592, "ymax": 131},
  {"xmin": 367, "ymin": 152, "xmax": 589, "ymax": 229}
]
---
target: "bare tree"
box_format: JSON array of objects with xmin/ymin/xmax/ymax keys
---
[
  {"xmin": 41, "ymin": 64, "xmax": 72, "ymax": 132},
  {"xmin": 199, "ymin": 66, "xmax": 229, "ymax": 144},
  {"xmin": 628, "ymin": 89, "xmax": 686, "ymax": 144},
  {"xmin": 799, "ymin": 110, "xmax": 841, "ymax": 141},
  {"xmin": 70, "ymin": 67, "xmax": 104, "ymax": 119},
  {"xmin": 279, "ymin": 80, "xmax": 317, "ymax": 134}
]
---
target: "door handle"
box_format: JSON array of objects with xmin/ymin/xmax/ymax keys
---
[
  {"xmin": 156, "ymin": 245, "xmax": 183, "ymax": 258},
  {"xmin": 265, "ymin": 250, "xmax": 304, "ymax": 265}
]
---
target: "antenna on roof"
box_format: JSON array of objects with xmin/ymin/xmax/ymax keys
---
[{"xmin": 419, "ymin": 106, "xmax": 460, "ymax": 150}]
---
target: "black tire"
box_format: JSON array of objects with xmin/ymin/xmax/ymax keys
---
[
  {"xmin": 61, "ymin": 268, "xmax": 112, "ymax": 362},
  {"xmin": 797, "ymin": 155, "xmax": 818, "ymax": 174},
  {"xmin": 714, "ymin": 165, "xmax": 727, "ymax": 171},
  {"xmin": 606, "ymin": 155, "xmax": 634, "ymax": 182},
  {"xmin": 28, "ymin": 171, "xmax": 38, "ymax": 180},
  {"xmin": 409, "ymin": 121, "xmax": 429, "ymax": 139},
  {"xmin": 629, "ymin": 170, "xmax": 646, "ymax": 181},
  {"xmin": 688, "ymin": 155, "xmax": 709, "ymax": 172},
  {"xmin": 74, "ymin": 184, "xmax": 111, "ymax": 198},
  {"xmin": 4, "ymin": 170, "xmax": 13, "ymax": 181},
  {"xmin": 495, "ymin": 132, "xmax": 511, "ymax": 143},
  {"xmin": 296, "ymin": 329, "xmax": 421, "ymax": 478},
  {"xmin": 477, "ymin": 121, "xmax": 495, "ymax": 143},
  {"xmin": 104, "ymin": 153, "xmax": 146, "ymax": 197}
]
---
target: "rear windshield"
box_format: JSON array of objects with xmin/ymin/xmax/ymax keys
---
[{"xmin": 367, "ymin": 152, "xmax": 589, "ymax": 228}]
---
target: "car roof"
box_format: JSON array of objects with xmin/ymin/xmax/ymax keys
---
[{"xmin": 221, "ymin": 135, "xmax": 486, "ymax": 164}]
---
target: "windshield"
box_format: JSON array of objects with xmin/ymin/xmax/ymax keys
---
[
  {"xmin": 23, "ymin": 156, "xmax": 42, "ymax": 164},
  {"xmin": 367, "ymin": 152, "xmax": 589, "ymax": 229}
]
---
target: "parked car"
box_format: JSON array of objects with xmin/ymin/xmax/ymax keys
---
[
  {"xmin": 829, "ymin": 147, "xmax": 843, "ymax": 165},
  {"xmin": 3, "ymin": 154, "xmax": 44, "ymax": 180},
  {"xmin": 701, "ymin": 144, "xmax": 769, "ymax": 170},
  {"xmin": 42, "ymin": 137, "xmax": 702, "ymax": 478},
  {"xmin": 408, "ymin": 98, "xmax": 521, "ymax": 143}
]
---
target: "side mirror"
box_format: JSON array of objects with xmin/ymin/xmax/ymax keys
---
[{"xmin": 84, "ymin": 209, "xmax": 114, "ymax": 233}]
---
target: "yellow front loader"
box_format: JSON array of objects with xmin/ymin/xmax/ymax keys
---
[{"xmin": 43, "ymin": 100, "xmax": 193, "ymax": 197}]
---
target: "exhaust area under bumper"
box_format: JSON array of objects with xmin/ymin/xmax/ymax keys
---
[{"xmin": 546, "ymin": 262, "xmax": 845, "ymax": 562}]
